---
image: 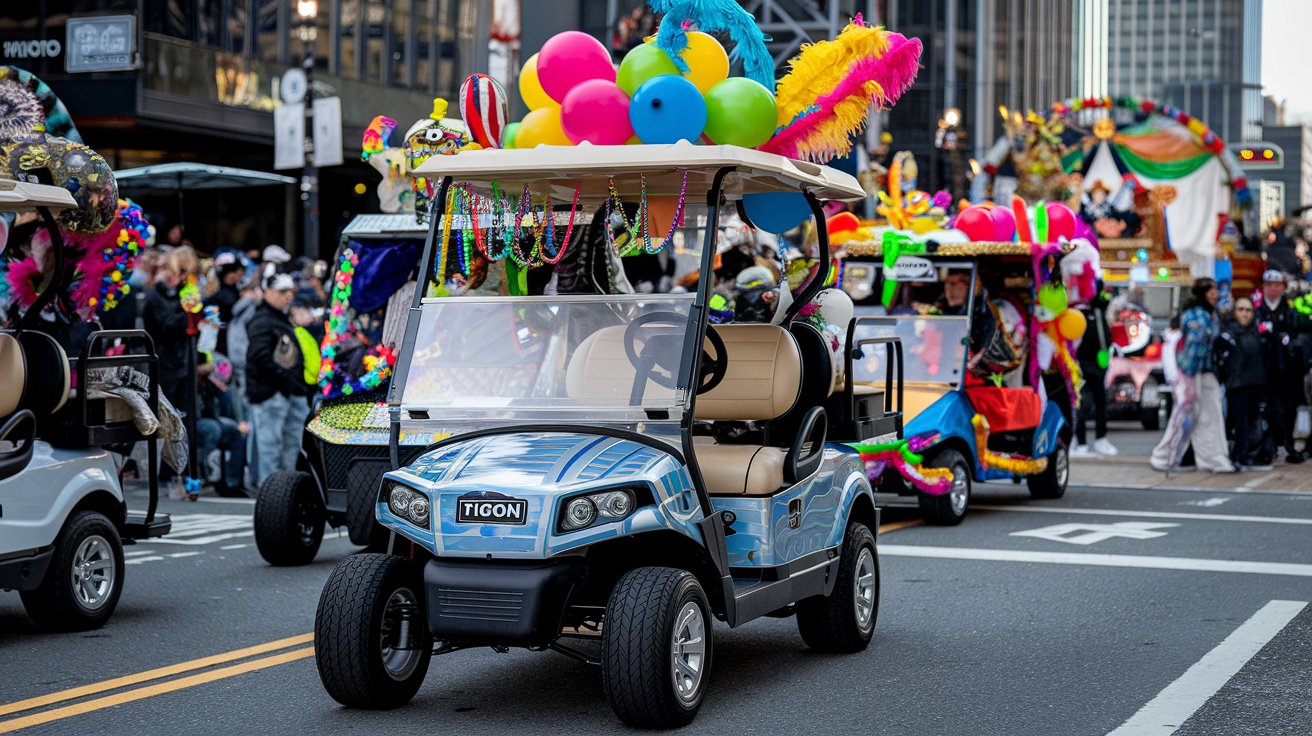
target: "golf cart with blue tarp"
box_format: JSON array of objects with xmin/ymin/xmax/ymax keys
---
[{"xmin": 311, "ymin": 143, "xmax": 906, "ymax": 728}]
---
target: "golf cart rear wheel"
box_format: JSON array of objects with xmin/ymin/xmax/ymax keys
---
[
  {"xmin": 20, "ymin": 510, "xmax": 124, "ymax": 631},
  {"xmin": 1027, "ymin": 439, "xmax": 1069, "ymax": 499},
  {"xmin": 254, "ymin": 470, "xmax": 324, "ymax": 566},
  {"xmin": 315, "ymin": 554, "xmax": 431, "ymax": 709},
  {"xmin": 796, "ymin": 522, "xmax": 878, "ymax": 652},
  {"xmin": 918, "ymin": 449, "xmax": 970, "ymax": 526},
  {"xmin": 601, "ymin": 567, "xmax": 712, "ymax": 729}
]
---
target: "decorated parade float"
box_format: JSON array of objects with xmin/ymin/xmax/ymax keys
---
[
  {"xmin": 973, "ymin": 96, "xmax": 1259, "ymax": 428},
  {"xmin": 0, "ymin": 66, "xmax": 176, "ymax": 631},
  {"xmin": 289, "ymin": 4, "xmax": 951, "ymax": 728}
]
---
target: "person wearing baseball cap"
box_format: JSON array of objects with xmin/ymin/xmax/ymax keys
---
[
  {"xmin": 204, "ymin": 251, "xmax": 246, "ymax": 353},
  {"xmin": 245, "ymin": 272, "xmax": 314, "ymax": 486},
  {"xmin": 1254, "ymin": 268, "xmax": 1310, "ymax": 464}
]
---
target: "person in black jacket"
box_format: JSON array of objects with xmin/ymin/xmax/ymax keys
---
[
  {"xmin": 1072, "ymin": 288, "xmax": 1117, "ymax": 457},
  {"xmin": 1217, "ymin": 297, "xmax": 1270, "ymax": 470},
  {"xmin": 245, "ymin": 273, "xmax": 313, "ymax": 487},
  {"xmin": 142, "ymin": 255, "xmax": 191, "ymax": 414},
  {"xmin": 1254, "ymin": 270, "xmax": 1309, "ymax": 464},
  {"xmin": 204, "ymin": 251, "xmax": 244, "ymax": 355}
]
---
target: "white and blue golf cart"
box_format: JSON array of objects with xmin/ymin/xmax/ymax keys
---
[
  {"xmin": 0, "ymin": 179, "xmax": 170, "ymax": 630},
  {"xmin": 313, "ymin": 145, "xmax": 904, "ymax": 728}
]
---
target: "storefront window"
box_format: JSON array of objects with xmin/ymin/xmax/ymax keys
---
[
  {"xmin": 222, "ymin": 0, "xmax": 249, "ymax": 54},
  {"xmin": 338, "ymin": 0, "xmax": 360, "ymax": 79},
  {"xmin": 415, "ymin": 0, "xmax": 433, "ymax": 90},
  {"xmin": 143, "ymin": 0, "xmax": 193, "ymax": 39},
  {"xmin": 364, "ymin": 0, "xmax": 385, "ymax": 82},
  {"xmin": 197, "ymin": 0, "xmax": 220, "ymax": 47},
  {"xmin": 255, "ymin": 0, "xmax": 281, "ymax": 63},
  {"xmin": 391, "ymin": 0, "xmax": 411, "ymax": 87}
]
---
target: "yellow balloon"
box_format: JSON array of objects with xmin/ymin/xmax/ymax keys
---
[
  {"xmin": 518, "ymin": 53, "xmax": 554, "ymax": 111},
  {"xmin": 516, "ymin": 106, "xmax": 571, "ymax": 147},
  {"xmin": 645, "ymin": 32, "xmax": 729, "ymax": 94}
]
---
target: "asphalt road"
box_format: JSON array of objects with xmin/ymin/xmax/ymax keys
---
[{"xmin": 2, "ymin": 481, "xmax": 1310, "ymax": 735}]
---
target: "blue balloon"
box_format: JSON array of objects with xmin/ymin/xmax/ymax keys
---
[
  {"xmin": 629, "ymin": 74, "xmax": 707, "ymax": 145},
  {"xmin": 742, "ymin": 192, "xmax": 813, "ymax": 234}
]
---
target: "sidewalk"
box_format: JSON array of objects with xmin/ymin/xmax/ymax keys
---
[{"xmin": 1069, "ymin": 423, "xmax": 1312, "ymax": 494}]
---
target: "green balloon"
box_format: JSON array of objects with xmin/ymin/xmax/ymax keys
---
[
  {"xmin": 703, "ymin": 77, "xmax": 777, "ymax": 148},
  {"xmin": 617, "ymin": 44, "xmax": 681, "ymax": 97},
  {"xmin": 501, "ymin": 121, "xmax": 521, "ymax": 149}
]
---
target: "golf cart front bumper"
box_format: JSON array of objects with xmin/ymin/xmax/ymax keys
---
[{"xmin": 423, "ymin": 557, "xmax": 583, "ymax": 646}]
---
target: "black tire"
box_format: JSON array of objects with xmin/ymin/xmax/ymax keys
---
[
  {"xmin": 796, "ymin": 522, "xmax": 878, "ymax": 652},
  {"xmin": 20, "ymin": 510, "xmax": 124, "ymax": 631},
  {"xmin": 254, "ymin": 470, "xmax": 324, "ymax": 566},
  {"xmin": 601, "ymin": 567, "xmax": 713, "ymax": 729},
  {"xmin": 315, "ymin": 554, "xmax": 431, "ymax": 709},
  {"xmin": 1027, "ymin": 438, "xmax": 1069, "ymax": 499},
  {"xmin": 917, "ymin": 449, "xmax": 971, "ymax": 526}
]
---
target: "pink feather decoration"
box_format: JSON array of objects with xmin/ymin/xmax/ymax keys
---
[
  {"xmin": 5, "ymin": 257, "xmax": 42, "ymax": 309},
  {"xmin": 761, "ymin": 32, "xmax": 923, "ymax": 163}
]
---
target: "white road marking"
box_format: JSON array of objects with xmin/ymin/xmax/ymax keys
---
[
  {"xmin": 1011, "ymin": 522, "xmax": 1178, "ymax": 545},
  {"xmin": 194, "ymin": 496, "xmax": 256, "ymax": 505},
  {"xmin": 1108, "ymin": 599, "xmax": 1308, "ymax": 735},
  {"xmin": 878, "ymin": 545, "xmax": 1312, "ymax": 577},
  {"xmin": 125, "ymin": 556, "xmax": 165, "ymax": 565},
  {"xmin": 168, "ymin": 551, "xmax": 202, "ymax": 559},
  {"xmin": 973, "ymin": 505, "xmax": 1312, "ymax": 526},
  {"xmin": 1181, "ymin": 497, "xmax": 1230, "ymax": 507},
  {"xmin": 219, "ymin": 544, "xmax": 248, "ymax": 550},
  {"xmin": 146, "ymin": 531, "xmax": 255, "ymax": 546}
]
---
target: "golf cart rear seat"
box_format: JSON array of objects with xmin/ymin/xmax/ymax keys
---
[
  {"xmin": 42, "ymin": 330, "xmax": 160, "ymax": 449},
  {"xmin": 692, "ymin": 324, "xmax": 824, "ymax": 496},
  {"xmin": 0, "ymin": 333, "xmax": 37, "ymax": 481}
]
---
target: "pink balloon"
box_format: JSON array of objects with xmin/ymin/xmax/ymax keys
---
[
  {"xmin": 537, "ymin": 31, "xmax": 617, "ymax": 103},
  {"xmin": 955, "ymin": 206, "xmax": 994, "ymax": 241},
  {"xmin": 989, "ymin": 206, "xmax": 1016, "ymax": 241},
  {"xmin": 561, "ymin": 80, "xmax": 633, "ymax": 145},
  {"xmin": 1045, "ymin": 202, "xmax": 1077, "ymax": 241}
]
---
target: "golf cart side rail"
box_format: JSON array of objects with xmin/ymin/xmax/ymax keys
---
[{"xmin": 843, "ymin": 327, "xmax": 904, "ymax": 439}]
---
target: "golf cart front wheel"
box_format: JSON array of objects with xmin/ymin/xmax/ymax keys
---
[
  {"xmin": 796, "ymin": 521, "xmax": 878, "ymax": 652},
  {"xmin": 601, "ymin": 567, "xmax": 713, "ymax": 729},
  {"xmin": 254, "ymin": 470, "xmax": 324, "ymax": 566},
  {"xmin": 918, "ymin": 449, "xmax": 971, "ymax": 526},
  {"xmin": 20, "ymin": 510, "xmax": 124, "ymax": 631},
  {"xmin": 1027, "ymin": 439, "xmax": 1069, "ymax": 499},
  {"xmin": 315, "ymin": 554, "xmax": 431, "ymax": 709}
]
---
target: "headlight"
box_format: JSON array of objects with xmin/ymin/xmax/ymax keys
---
[
  {"xmin": 558, "ymin": 488, "xmax": 639, "ymax": 533},
  {"xmin": 385, "ymin": 483, "xmax": 430, "ymax": 528},
  {"xmin": 562, "ymin": 497, "xmax": 597, "ymax": 531}
]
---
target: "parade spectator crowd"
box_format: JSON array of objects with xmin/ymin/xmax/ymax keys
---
[{"xmin": 132, "ymin": 237, "xmax": 327, "ymax": 498}]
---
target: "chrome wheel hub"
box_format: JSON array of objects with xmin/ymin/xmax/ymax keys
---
[
  {"xmin": 949, "ymin": 465, "xmax": 969, "ymax": 515},
  {"xmin": 379, "ymin": 587, "xmax": 422, "ymax": 680},
  {"xmin": 71, "ymin": 535, "xmax": 115, "ymax": 610},
  {"xmin": 1055, "ymin": 447, "xmax": 1069, "ymax": 488},
  {"xmin": 670, "ymin": 600, "xmax": 707, "ymax": 704},
  {"xmin": 853, "ymin": 547, "xmax": 877, "ymax": 632}
]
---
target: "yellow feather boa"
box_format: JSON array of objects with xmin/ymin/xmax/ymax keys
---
[{"xmin": 971, "ymin": 414, "xmax": 1049, "ymax": 475}]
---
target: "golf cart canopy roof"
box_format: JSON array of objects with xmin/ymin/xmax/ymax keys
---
[
  {"xmin": 0, "ymin": 179, "xmax": 77, "ymax": 211},
  {"xmin": 411, "ymin": 142, "xmax": 865, "ymax": 203}
]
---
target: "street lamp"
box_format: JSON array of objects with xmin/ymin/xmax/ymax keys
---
[{"xmin": 295, "ymin": 0, "xmax": 319, "ymax": 259}]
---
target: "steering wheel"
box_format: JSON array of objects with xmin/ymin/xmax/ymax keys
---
[{"xmin": 622, "ymin": 312, "xmax": 728, "ymax": 394}]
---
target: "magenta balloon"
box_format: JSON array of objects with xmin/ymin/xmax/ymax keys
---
[
  {"xmin": 989, "ymin": 206, "xmax": 1016, "ymax": 241},
  {"xmin": 537, "ymin": 31, "xmax": 617, "ymax": 103},
  {"xmin": 561, "ymin": 79, "xmax": 633, "ymax": 145},
  {"xmin": 1045, "ymin": 202, "xmax": 1077, "ymax": 241},
  {"xmin": 954, "ymin": 207, "xmax": 994, "ymax": 241}
]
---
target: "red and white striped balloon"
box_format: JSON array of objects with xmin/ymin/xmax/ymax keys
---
[{"xmin": 459, "ymin": 73, "xmax": 509, "ymax": 149}]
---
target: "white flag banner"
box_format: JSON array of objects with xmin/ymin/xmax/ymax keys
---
[
  {"xmin": 313, "ymin": 97, "xmax": 344, "ymax": 168},
  {"xmin": 273, "ymin": 103, "xmax": 304, "ymax": 171}
]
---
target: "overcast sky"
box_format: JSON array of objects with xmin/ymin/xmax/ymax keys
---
[{"xmin": 1263, "ymin": 0, "xmax": 1312, "ymax": 124}]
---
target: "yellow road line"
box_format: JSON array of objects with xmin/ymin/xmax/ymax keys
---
[
  {"xmin": 0, "ymin": 633, "xmax": 313, "ymax": 717},
  {"xmin": 879, "ymin": 519, "xmax": 923, "ymax": 534},
  {"xmin": 0, "ymin": 647, "xmax": 315, "ymax": 734}
]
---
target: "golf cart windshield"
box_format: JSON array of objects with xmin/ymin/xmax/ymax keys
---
[
  {"xmin": 853, "ymin": 316, "xmax": 968, "ymax": 385},
  {"xmin": 398, "ymin": 293, "xmax": 697, "ymax": 423}
]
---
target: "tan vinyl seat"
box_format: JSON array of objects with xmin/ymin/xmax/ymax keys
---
[
  {"xmin": 0, "ymin": 333, "xmax": 25, "ymax": 418},
  {"xmin": 693, "ymin": 324, "xmax": 802, "ymax": 496},
  {"xmin": 565, "ymin": 321, "xmax": 805, "ymax": 497}
]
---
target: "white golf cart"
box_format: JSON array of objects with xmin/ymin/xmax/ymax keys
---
[{"xmin": 0, "ymin": 179, "xmax": 170, "ymax": 631}]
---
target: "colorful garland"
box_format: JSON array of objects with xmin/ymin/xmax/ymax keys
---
[
  {"xmin": 971, "ymin": 414, "xmax": 1048, "ymax": 474},
  {"xmin": 95, "ymin": 199, "xmax": 147, "ymax": 314},
  {"xmin": 604, "ymin": 172, "xmax": 688, "ymax": 256},
  {"xmin": 850, "ymin": 439, "xmax": 954, "ymax": 495}
]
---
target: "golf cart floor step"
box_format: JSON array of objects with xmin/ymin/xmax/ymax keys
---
[{"xmin": 124, "ymin": 511, "xmax": 171, "ymax": 540}]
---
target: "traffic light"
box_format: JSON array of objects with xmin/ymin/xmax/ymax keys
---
[{"xmin": 1232, "ymin": 143, "xmax": 1284, "ymax": 169}]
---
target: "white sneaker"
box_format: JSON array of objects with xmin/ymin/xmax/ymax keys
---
[
  {"xmin": 1070, "ymin": 443, "xmax": 1094, "ymax": 458},
  {"xmin": 1093, "ymin": 438, "xmax": 1120, "ymax": 457}
]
